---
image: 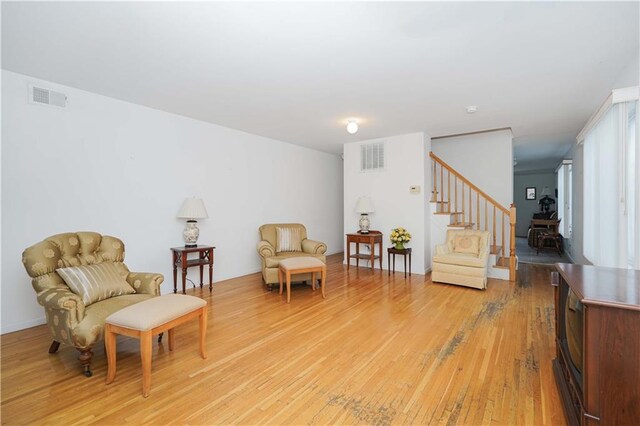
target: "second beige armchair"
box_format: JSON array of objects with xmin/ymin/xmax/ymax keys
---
[
  {"xmin": 257, "ymin": 223, "xmax": 327, "ymax": 288},
  {"xmin": 432, "ymin": 229, "xmax": 490, "ymax": 290}
]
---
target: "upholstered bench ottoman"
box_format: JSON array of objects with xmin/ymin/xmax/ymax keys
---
[
  {"xmin": 104, "ymin": 294, "xmax": 207, "ymax": 397},
  {"xmin": 278, "ymin": 257, "xmax": 326, "ymax": 303}
]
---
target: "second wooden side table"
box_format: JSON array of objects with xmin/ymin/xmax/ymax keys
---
[{"xmin": 387, "ymin": 247, "xmax": 412, "ymax": 278}]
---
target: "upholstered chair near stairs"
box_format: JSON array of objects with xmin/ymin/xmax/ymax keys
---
[
  {"xmin": 432, "ymin": 229, "xmax": 491, "ymax": 290},
  {"xmin": 429, "ymin": 152, "xmax": 518, "ymax": 282},
  {"xmin": 22, "ymin": 232, "xmax": 163, "ymax": 376}
]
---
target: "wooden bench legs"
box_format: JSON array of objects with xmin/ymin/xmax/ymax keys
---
[
  {"xmin": 278, "ymin": 266, "xmax": 326, "ymax": 303},
  {"xmin": 105, "ymin": 306, "xmax": 207, "ymax": 397}
]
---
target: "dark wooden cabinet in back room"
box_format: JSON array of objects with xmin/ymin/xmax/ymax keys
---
[{"xmin": 552, "ymin": 263, "xmax": 640, "ymax": 425}]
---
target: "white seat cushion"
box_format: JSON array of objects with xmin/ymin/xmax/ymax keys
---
[
  {"xmin": 279, "ymin": 256, "xmax": 325, "ymax": 271},
  {"xmin": 433, "ymin": 252, "xmax": 486, "ymax": 268},
  {"xmin": 265, "ymin": 252, "xmax": 325, "ymax": 268},
  {"xmin": 106, "ymin": 294, "xmax": 206, "ymax": 331}
]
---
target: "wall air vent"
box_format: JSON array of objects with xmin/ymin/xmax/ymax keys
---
[
  {"xmin": 29, "ymin": 85, "xmax": 67, "ymax": 108},
  {"xmin": 360, "ymin": 141, "xmax": 385, "ymax": 172}
]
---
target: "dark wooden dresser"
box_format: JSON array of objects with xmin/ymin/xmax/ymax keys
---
[{"xmin": 553, "ymin": 263, "xmax": 640, "ymax": 425}]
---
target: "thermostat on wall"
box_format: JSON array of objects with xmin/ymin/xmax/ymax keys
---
[{"xmin": 410, "ymin": 185, "xmax": 421, "ymax": 194}]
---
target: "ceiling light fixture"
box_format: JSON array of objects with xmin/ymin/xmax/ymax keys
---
[
  {"xmin": 346, "ymin": 120, "xmax": 359, "ymax": 134},
  {"xmin": 466, "ymin": 106, "xmax": 477, "ymax": 114}
]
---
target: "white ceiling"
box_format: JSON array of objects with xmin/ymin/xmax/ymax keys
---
[{"xmin": 3, "ymin": 2, "xmax": 639, "ymax": 171}]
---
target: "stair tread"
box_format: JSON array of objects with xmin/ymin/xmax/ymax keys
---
[
  {"xmin": 490, "ymin": 245, "xmax": 502, "ymax": 255},
  {"xmin": 448, "ymin": 222, "xmax": 474, "ymax": 227},
  {"xmin": 433, "ymin": 211, "xmax": 463, "ymax": 215},
  {"xmin": 494, "ymin": 257, "xmax": 510, "ymax": 268}
]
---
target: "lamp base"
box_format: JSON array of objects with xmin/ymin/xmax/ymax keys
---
[
  {"xmin": 183, "ymin": 220, "xmax": 200, "ymax": 247},
  {"xmin": 358, "ymin": 214, "xmax": 370, "ymax": 234}
]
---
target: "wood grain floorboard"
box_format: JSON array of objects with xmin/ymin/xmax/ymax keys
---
[{"xmin": 1, "ymin": 255, "xmax": 566, "ymax": 425}]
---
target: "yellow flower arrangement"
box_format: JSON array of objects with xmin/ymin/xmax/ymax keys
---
[{"xmin": 390, "ymin": 227, "xmax": 412, "ymax": 249}]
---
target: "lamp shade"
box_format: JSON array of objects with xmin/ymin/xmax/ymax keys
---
[
  {"xmin": 355, "ymin": 196, "xmax": 375, "ymax": 214},
  {"xmin": 540, "ymin": 186, "xmax": 552, "ymax": 197},
  {"xmin": 177, "ymin": 197, "xmax": 208, "ymax": 219}
]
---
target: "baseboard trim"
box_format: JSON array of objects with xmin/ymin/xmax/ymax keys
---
[
  {"xmin": 1, "ymin": 316, "xmax": 46, "ymax": 335},
  {"xmin": 564, "ymin": 250, "xmax": 576, "ymax": 264}
]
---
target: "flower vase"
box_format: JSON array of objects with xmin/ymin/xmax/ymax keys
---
[{"xmin": 394, "ymin": 242, "xmax": 405, "ymax": 250}]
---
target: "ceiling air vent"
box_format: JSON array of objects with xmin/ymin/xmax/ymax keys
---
[
  {"xmin": 361, "ymin": 141, "xmax": 385, "ymax": 172},
  {"xmin": 29, "ymin": 85, "xmax": 67, "ymax": 108}
]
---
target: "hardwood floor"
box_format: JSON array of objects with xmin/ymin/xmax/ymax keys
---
[{"xmin": 1, "ymin": 254, "xmax": 566, "ymax": 425}]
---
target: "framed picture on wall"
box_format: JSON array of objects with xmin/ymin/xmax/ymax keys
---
[{"xmin": 526, "ymin": 187, "xmax": 536, "ymax": 200}]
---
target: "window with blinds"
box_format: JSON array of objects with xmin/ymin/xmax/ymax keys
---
[
  {"xmin": 556, "ymin": 161, "xmax": 573, "ymax": 239},
  {"xmin": 582, "ymin": 99, "xmax": 639, "ymax": 269},
  {"xmin": 360, "ymin": 142, "xmax": 385, "ymax": 172}
]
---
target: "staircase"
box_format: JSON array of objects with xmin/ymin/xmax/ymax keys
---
[{"xmin": 430, "ymin": 152, "xmax": 517, "ymax": 281}]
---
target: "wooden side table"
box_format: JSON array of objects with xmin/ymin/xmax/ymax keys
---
[
  {"xmin": 170, "ymin": 245, "xmax": 215, "ymax": 294},
  {"xmin": 346, "ymin": 231, "xmax": 383, "ymax": 272},
  {"xmin": 387, "ymin": 247, "xmax": 412, "ymax": 278}
]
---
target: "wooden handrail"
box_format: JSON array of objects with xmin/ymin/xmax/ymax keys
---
[{"xmin": 429, "ymin": 152, "xmax": 509, "ymax": 215}]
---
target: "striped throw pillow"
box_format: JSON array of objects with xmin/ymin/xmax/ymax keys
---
[
  {"xmin": 57, "ymin": 263, "xmax": 135, "ymax": 305},
  {"xmin": 276, "ymin": 227, "xmax": 303, "ymax": 252}
]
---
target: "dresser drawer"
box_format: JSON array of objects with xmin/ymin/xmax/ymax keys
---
[
  {"xmin": 353, "ymin": 236, "xmax": 369, "ymax": 243},
  {"xmin": 350, "ymin": 235, "xmax": 376, "ymax": 243}
]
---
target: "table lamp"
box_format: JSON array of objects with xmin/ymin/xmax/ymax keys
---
[
  {"xmin": 538, "ymin": 186, "xmax": 556, "ymax": 213},
  {"xmin": 177, "ymin": 197, "xmax": 208, "ymax": 247},
  {"xmin": 355, "ymin": 196, "xmax": 375, "ymax": 233}
]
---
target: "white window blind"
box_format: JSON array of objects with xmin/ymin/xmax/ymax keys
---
[
  {"xmin": 556, "ymin": 161, "xmax": 573, "ymax": 239},
  {"xmin": 558, "ymin": 167, "xmax": 565, "ymax": 235},
  {"xmin": 567, "ymin": 164, "xmax": 573, "ymax": 239},
  {"xmin": 583, "ymin": 99, "xmax": 640, "ymax": 268},
  {"xmin": 626, "ymin": 103, "xmax": 638, "ymax": 268}
]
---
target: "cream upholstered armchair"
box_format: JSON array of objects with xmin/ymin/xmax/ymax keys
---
[
  {"xmin": 257, "ymin": 223, "xmax": 327, "ymax": 289},
  {"xmin": 22, "ymin": 232, "xmax": 163, "ymax": 376},
  {"xmin": 432, "ymin": 229, "xmax": 490, "ymax": 290}
]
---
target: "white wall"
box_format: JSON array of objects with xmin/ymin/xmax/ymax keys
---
[
  {"xmin": 513, "ymin": 171, "xmax": 557, "ymax": 237},
  {"xmin": 343, "ymin": 132, "xmax": 431, "ymax": 274},
  {"xmin": 1, "ymin": 70, "xmax": 344, "ymax": 333},
  {"xmin": 431, "ymin": 129, "xmax": 514, "ymax": 208},
  {"xmin": 613, "ymin": 49, "xmax": 640, "ymax": 88}
]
